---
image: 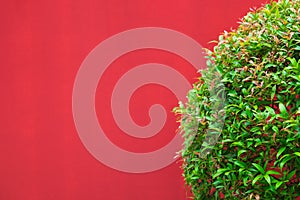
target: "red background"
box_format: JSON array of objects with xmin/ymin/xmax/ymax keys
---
[{"xmin": 1, "ymin": 1, "xmax": 269, "ymax": 200}]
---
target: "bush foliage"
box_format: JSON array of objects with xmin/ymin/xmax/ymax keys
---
[{"xmin": 175, "ymin": 0, "xmax": 300, "ymax": 199}]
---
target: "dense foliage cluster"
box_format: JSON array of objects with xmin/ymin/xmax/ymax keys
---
[{"xmin": 175, "ymin": 0, "xmax": 300, "ymax": 199}]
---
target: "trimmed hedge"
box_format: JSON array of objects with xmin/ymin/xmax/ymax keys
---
[{"xmin": 175, "ymin": 0, "xmax": 300, "ymax": 199}]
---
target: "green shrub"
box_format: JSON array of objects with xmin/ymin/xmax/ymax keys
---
[{"xmin": 175, "ymin": 0, "xmax": 300, "ymax": 199}]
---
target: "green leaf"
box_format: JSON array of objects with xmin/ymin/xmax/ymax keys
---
[
  {"xmin": 266, "ymin": 170, "xmax": 281, "ymax": 175},
  {"xmin": 243, "ymin": 177, "xmax": 249, "ymax": 186},
  {"xmin": 271, "ymin": 85, "xmax": 276, "ymax": 100},
  {"xmin": 279, "ymin": 103, "xmax": 289, "ymax": 118},
  {"xmin": 252, "ymin": 163, "xmax": 265, "ymax": 174},
  {"xmin": 264, "ymin": 174, "xmax": 272, "ymax": 185},
  {"xmin": 294, "ymin": 152, "xmax": 300, "ymax": 157},
  {"xmin": 279, "ymin": 155, "xmax": 293, "ymax": 171},
  {"xmin": 276, "ymin": 147, "xmax": 286, "ymax": 159},
  {"xmin": 287, "ymin": 57, "xmax": 298, "ymax": 67},
  {"xmin": 266, "ymin": 106, "xmax": 275, "ymax": 116},
  {"xmin": 287, "ymin": 169, "xmax": 297, "ymax": 180},
  {"xmin": 231, "ymin": 141, "xmax": 244, "ymax": 147},
  {"xmin": 250, "ymin": 127, "xmax": 261, "ymax": 133},
  {"xmin": 213, "ymin": 168, "xmax": 229, "ymax": 179},
  {"xmin": 238, "ymin": 150, "xmax": 247, "ymax": 157},
  {"xmin": 252, "ymin": 174, "xmax": 263, "ymax": 186},
  {"xmin": 286, "ymin": 138, "xmax": 296, "ymax": 142},
  {"xmin": 272, "ymin": 126, "xmax": 279, "ymax": 134},
  {"xmin": 234, "ymin": 160, "xmax": 247, "ymax": 168},
  {"xmin": 275, "ymin": 181, "xmax": 284, "ymax": 189}
]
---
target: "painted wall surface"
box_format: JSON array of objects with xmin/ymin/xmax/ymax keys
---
[{"xmin": 1, "ymin": 1, "xmax": 269, "ymax": 200}]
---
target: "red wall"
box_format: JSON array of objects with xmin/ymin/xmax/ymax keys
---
[{"xmin": 1, "ymin": 0, "xmax": 268, "ymax": 200}]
